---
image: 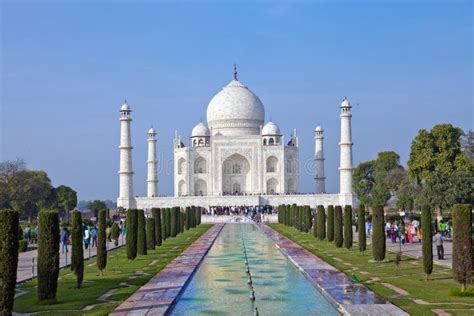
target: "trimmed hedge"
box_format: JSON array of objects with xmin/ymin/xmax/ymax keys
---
[
  {"xmin": 0, "ymin": 209, "xmax": 19, "ymax": 314},
  {"xmin": 152, "ymin": 208, "xmax": 162, "ymax": 246},
  {"xmin": 372, "ymin": 205, "xmax": 386, "ymax": 261},
  {"xmin": 317, "ymin": 205, "xmax": 326, "ymax": 240},
  {"xmin": 137, "ymin": 209, "xmax": 147, "ymax": 255},
  {"xmin": 38, "ymin": 211, "xmax": 60, "ymax": 301},
  {"xmin": 71, "ymin": 211, "xmax": 84, "ymax": 288},
  {"xmin": 344, "ymin": 205, "xmax": 353, "ymax": 249},
  {"xmin": 334, "ymin": 206, "xmax": 343, "ymax": 248},
  {"xmin": 452, "ymin": 204, "xmax": 472, "ymax": 291},
  {"xmin": 126, "ymin": 209, "xmax": 138, "ymax": 260},
  {"xmin": 146, "ymin": 218, "xmax": 156, "ymax": 250},
  {"xmin": 327, "ymin": 205, "xmax": 334, "ymax": 242},
  {"xmin": 358, "ymin": 205, "xmax": 366, "ymax": 252},
  {"xmin": 97, "ymin": 209, "xmax": 107, "ymax": 273},
  {"xmin": 421, "ymin": 205, "xmax": 433, "ymax": 280}
]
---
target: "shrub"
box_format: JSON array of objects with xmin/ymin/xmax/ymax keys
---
[
  {"xmin": 111, "ymin": 222, "xmax": 120, "ymax": 247},
  {"xmin": 372, "ymin": 206, "xmax": 386, "ymax": 261},
  {"xmin": 317, "ymin": 205, "xmax": 326, "ymax": 240},
  {"xmin": 358, "ymin": 205, "xmax": 366, "ymax": 252},
  {"xmin": 137, "ymin": 209, "xmax": 147, "ymax": 255},
  {"xmin": 71, "ymin": 211, "xmax": 84, "ymax": 288},
  {"xmin": 126, "ymin": 209, "xmax": 138, "ymax": 260},
  {"xmin": 38, "ymin": 211, "xmax": 60, "ymax": 301},
  {"xmin": 327, "ymin": 205, "xmax": 334, "ymax": 242},
  {"xmin": 334, "ymin": 206, "xmax": 343, "ymax": 248},
  {"xmin": 452, "ymin": 204, "xmax": 472, "ymax": 291},
  {"xmin": 152, "ymin": 208, "xmax": 162, "ymax": 246},
  {"xmin": 421, "ymin": 205, "xmax": 433, "ymax": 280},
  {"xmin": 448, "ymin": 287, "xmax": 474, "ymax": 297},
  {"xmin": 0, "ymin": 209, "xmax": 19, "ymax": 314},
  {"xmin": 18, "ymin": 240, "xmax": 28, "ymax": 252},
  {"xmin": 344, "ymin": 205, "xmax": 353, "ymax": 249},
  {"xmin": 146, "ymin": 218, "xmax": 156, "ymax": 250},
  {"xmin": 97, "ymin": 209, "xmax": 107, "ymax": 273}
]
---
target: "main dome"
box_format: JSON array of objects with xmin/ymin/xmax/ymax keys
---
[{"xmin": 206, "ymin": 78, "xmax": 265, "ymax": 136}]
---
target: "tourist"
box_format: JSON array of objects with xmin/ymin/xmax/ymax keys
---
[
  {"xmin": 60, "ymin": 226, "xmax": 69, "ymax": 254},
  {"xmin": 417, "ymin": 227, "xmax": 422, "ymax": 243},
  {"xmin": 412, "ymin": 218, "xmax": 420, "ymax": 234},
  {"xmin": 24, "ymin": 225, "xmax": 31, "ymax": 244},
  {"xmin": 365, "ymin": 220, "xmax": 371, "ymax": 238},
  {"xmin": 407, "ymin": 223, "xmax": 413, "ymax": 244},
  {"xmin": 84, "ymin": 226, "xmax": 90, "ymax": 249},
  {"xmin": 106, "ymin": 224, "xmax": 112, "ymax": 242},
  {"xmin": 90, "ymin": 226, "xmax": 98, "ymax": 248},
  {"xmin": 433, "ymin": 230, "xmax": 444, "ymax": 260}
]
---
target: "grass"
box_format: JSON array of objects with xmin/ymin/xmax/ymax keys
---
[
  {"xmin": 270, "ymin": 224, "xmax": 474, "ymax": 316},
  {"xmin": 13, "ymin": 224, "xmax": 212, "ymax": 315}
]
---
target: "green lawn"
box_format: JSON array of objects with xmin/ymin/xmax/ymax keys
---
[
  {"xmin": 14, "ymin": 224, "xmax": 212, "ymax": 315},
  {"xmin": 270, "ymin": 224, "xmax": 474, "ymax": 316}
]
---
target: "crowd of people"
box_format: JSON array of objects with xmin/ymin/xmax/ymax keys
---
[{"xmin": 202, "ymin": 205, "xmax": 276, "ymax": 216}]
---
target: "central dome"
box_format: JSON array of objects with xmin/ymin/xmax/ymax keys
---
[{"xmin": 206, "ymin": 78, "xmax": 265, "ymax": 136}]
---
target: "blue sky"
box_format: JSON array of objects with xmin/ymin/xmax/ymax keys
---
[{"xmin": 1, "ymin": 0, "xmax": 472, "ymax": 201}]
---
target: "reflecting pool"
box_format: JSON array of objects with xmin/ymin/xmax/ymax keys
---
[{"xmin": 170, "ymin": 223, "xmax": 339, "ymax": 315}]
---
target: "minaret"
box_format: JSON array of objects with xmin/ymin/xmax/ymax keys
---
[
  {"xmin": 314, "ymin": 125, "xmax": 326, "ymax": 193},
  {"xmin": 118, "ymin": 100, "xmax": 134, "ymax": 209},
  {"xmin": 339, "ymin": 97, "xmax": 354, "ymax": 198},
  {"xmin": 147, "ymin": 127, "xmax": 158, "ymax": 197}
]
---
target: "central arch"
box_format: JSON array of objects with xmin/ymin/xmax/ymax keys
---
[{"xmin": 222, "ymin": 153, "xmax": 250, "ymax": 195}]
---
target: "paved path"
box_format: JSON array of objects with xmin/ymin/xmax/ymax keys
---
[
  {"xmin": 111, "ymin": 224, "xmax": 224, "ymax": 316},
  {"xmin": 260, "ymin": 224, "xmax": 408, "ymax": 316},
  {"xmin": 17, "ymin": 236, "xmax": 126, "ymax": 283}
]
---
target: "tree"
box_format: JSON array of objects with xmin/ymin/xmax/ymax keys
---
[
  {"xmin": 38, "ymin": 211, "xmax": 60, "ymax": 301},
  {"xmin": 185, "ymin": 207, "xmax": 191, "ymax": 230},
  {"xmin": 152, "ymin": 208, "xmax": 162, "ymax": 246},
  {"xmin": 452, "ymin": 204, "xmax": 472, "ymax": 291},
  {"xmin": 126, "ymin": 209, "xmax": 138, "ymax": 260},
  {"xmin": 334, "ymin": 206, "xmax": 343, "ymax": 248},
  {"xmin": 166, "ymin": 208, "xmax": 171, "ymax": 236},
  {"xmin": 317, "ymin": 205, "xmax": 326, "ymax": 240},
  {"xmin": 162, "ymin": 208, "xmax": 168, "ymax": 239},
  {"xmin": 55, "ymin": 185, "xmax": 77, "ymax": 217},
  {"xmin": 111, "ymin": 222, "xmax": 120, "ymax": 247},
  {"xmin": 353, "ymin": 161, "xmax": 376, "ymax": 206},
  {"xmin": 97, "ymin": 209, "xmax": 107, "ymax": 274},
  {"xmin": 146, "ymin": 218, "xmax": 156, "ymax": 250},
  {"xmin": 343, "ymin": 205, "xmax": 353, "ymax": 249},
  {"xmin": 327, "ymin": 205, "xmax": 334, "ymax": 242},
  {"xmin": 421, "ymin": 205, "xmax": 433, "ymax": 281},
  {"xmin": 170, "ymin": 208, "xmax": 177, "ymax": 237},
  {"xmin": 357, "ymin": 205, "xmax": 366, "ymax": 252},
  {"xmin": 0, "ymin": 209, "xmax": 19, "ymax": 314},
  {"xmin": 71, "ymin": 211, "xmax": 84, "ymax": 288},
  {"xmin": 87, "ymin": 200, "xmax": 107, "ymax": 219},
  {"xmin": 137, "ymin": 209, "xmax": 147, "ymax": 255},
  {"xmin": 372, "ymin": 206, "xmax": 386, "ymax": 261}
]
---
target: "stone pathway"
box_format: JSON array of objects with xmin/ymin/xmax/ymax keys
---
[
  {"xmin": 110, "ymin": 224, "xmax": 224, "ymax": 316},
  {"xmin": 259, "ymin": 224, "xmax": 408, "ymax": 316},
  {"xmin": 17, "ymin": 237, "xmax": 126, "ymax": 283}
]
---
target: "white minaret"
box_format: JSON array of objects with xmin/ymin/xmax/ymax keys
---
[
  {"xmin": 314, "ymin": 125, "xmax": 326, "ymax": 193},
  {"xmin": 339, "ymin": 97, "xmax": 354, "ymax": 199},
  {"xmin": 147, "ymin": 127, "xmax": 158, "ymax": 197},
  {"xmin": 118, "ymin": 100, "xmax": 135, "ymax": 209}
]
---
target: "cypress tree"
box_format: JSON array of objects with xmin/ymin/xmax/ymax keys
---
[
  {"xmin": 195, "ymin": 206, "xmax": 199, "ymax": 227},
  {"xmin": 421, "ymin": 205, "xmax": 433, "ymax": 280},
  {"xmin": 344, "ymin": 205, "xmax": 353, "ymax": 249},
  {"xmin": 97, "ymin": 209, "xmax": 107, "ymax": 274},
  {"xmin": 38, "ymin": 211, "xmax": 60, "ymax": 301},
  {"xmin": 146, "ymin": 218, "xmax": 156, "ymax": 250},
  {"xmin": 291, "ymin": 204, "xmax": 297, "ymax": 228},
  {"xmin": 111, "ymin": 222, "xmax": 120, "ymax": 247},
  {"xmin": 306, "ymin": 206, "xmax": 313, "ymax": 232},
  {"xmin": 334, "ymin": 206, "xmax": 343, "ymax": 248},
  {"xmin": 191, "ymin": 206, "xmax": 197, "ymax": 228},
  {"xmin": 166, "ymin": 208, "xmax": 171, "ymax": 236},
  {"xmin": 152, "ymin": 208, "xmax": 162, "ymax": 246},
  {"xmin": 185, "ymin": 206, "xmax": 191, "ymax": 230},
  {"xmin": 358, "ymin": 205, "xmax": 366, "ymax": 252},
  {"xmin": 313, "ymin": 208, "xmax": 318, "ymax": 238},
  {"xmin": 137, "ymin": 209, "xmax": 147, "ymax": 255},
  {"xmin": 176, "ymin": 208, "xmax": 181, "ymax": 234},
  {"xmin": 126, "ymin": 209, "xmax": 138, "ymax": 260},
  {"xmin": 161, "ymin": 208, "xmax": 167, "ymax": 240},
  {"xmin": 327, "ymin": 205, "xmax": 335, "ymax": 242},
  {"xmin": 71, "ymin": 211, "xmax": 84, "ymax": 288},
  {"xmin": 372, "ymin": 205, "xmax": 386, "ymax": 261},
  {"xmin": 317, "ymin": 205, "xmax": 326, "ymax": 240},
  {"xmin": 170, "ymin": 208, "xmax": 177, "ymax": 237},
  {"xmin": 0, "ymin": 209, "xmax": 19, "ymax": 314},
  {"xmin": 452, "ymin": 204, "xmax": 472, "ymax": 292},
  {"xmin": 286, "ymin": 204, "xmax": 291, "ymax": 226}
]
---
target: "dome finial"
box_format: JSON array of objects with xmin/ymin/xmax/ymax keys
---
[{"xmin": 233, "ymin": 63, "xmax": 238, "ymax": 80}]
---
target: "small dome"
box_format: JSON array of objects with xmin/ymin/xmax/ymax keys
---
[
  {"xmin": 191, "ymin": 122, "xmax": 210, "ymax": 137},
  {"xmin": 120, "ymin": 100, "xmax": 131, "ymax": 111},
  {"xmin": 148, "ymin": 127, "xmax": 156, "ymax": 134},
  {"xmin": 340, "ymin": 97, "xmax": 350, "ymax": 108},
  {"xmin": 262, "ymin": 121, "xmax": 281, "ymax": 135},
  {"xmin": 315, "ymin": 125, "xmax": 323, "ymax": 132}
]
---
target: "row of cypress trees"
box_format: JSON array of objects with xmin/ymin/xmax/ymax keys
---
[{"xmin": 277, "ymin": 204, "xmax": 312, "ymax": 232}]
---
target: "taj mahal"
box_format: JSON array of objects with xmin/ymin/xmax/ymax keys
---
[{"xmin": 117, "ymin": 66, "xmax": 355, "ymax": 210}]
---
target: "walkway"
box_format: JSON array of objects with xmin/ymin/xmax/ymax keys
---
[
  {"xmin": 110, "ymin": 224, "xmax": 224, "ymax": 316},
  {"xmin": 17, "ymin": 236, "xmax": 126, "ymax": 283},
  {"xmin": 259, "ymin": 224, "xmax": 408, "ymax": 316}
]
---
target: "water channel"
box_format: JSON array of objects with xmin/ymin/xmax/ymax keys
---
[{"xmin": 170, "ymin": 223, "xmax": 339, "ymax": 315}]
